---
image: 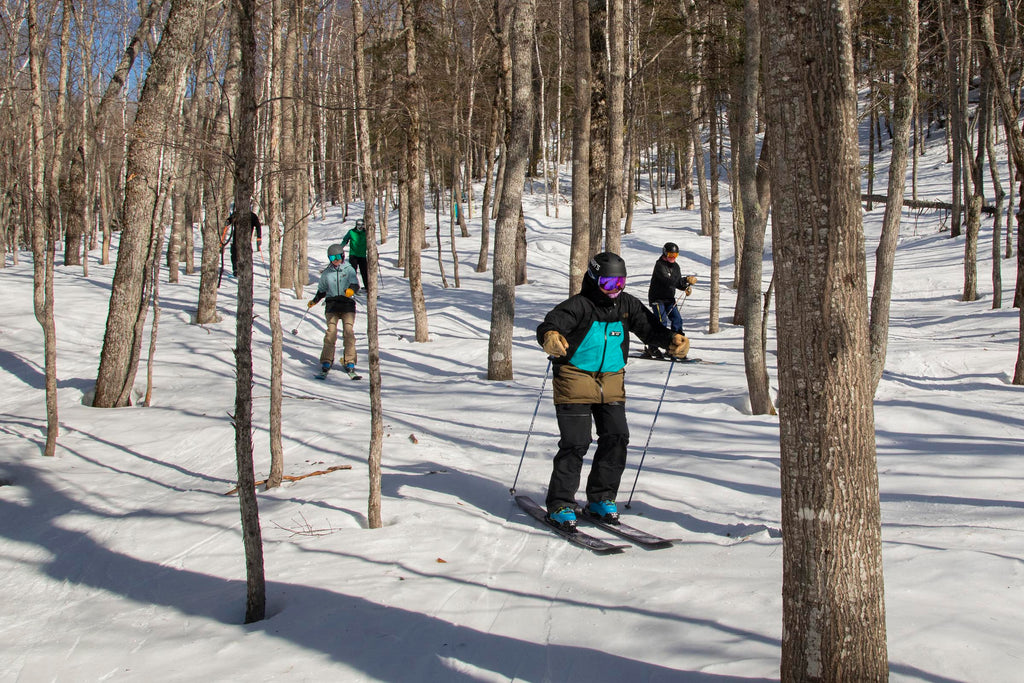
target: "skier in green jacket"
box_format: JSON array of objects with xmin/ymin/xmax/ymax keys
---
[{"xmin": 340, "ymin": 219, "xmax": 368, "ymax": 290}]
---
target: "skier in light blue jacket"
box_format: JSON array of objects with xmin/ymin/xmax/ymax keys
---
[{"xmin": 308, "ymin": 244, "xmax": 360, "ymax": 377}]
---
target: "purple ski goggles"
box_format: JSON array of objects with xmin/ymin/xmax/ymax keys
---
[{"xmin": 598, "ymin": 276, "xmax": 626, "ymax": 293}]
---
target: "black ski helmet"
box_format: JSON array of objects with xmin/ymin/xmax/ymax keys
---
[
  {"xmin": 355, "ymin": 218, "xmax": 365, "ymax": 231},
  {"xmin": 663, "ymin": 242, "xmax": 679, "ymax": 255},
  {"xmin": 327, "ymin": 244, "xmax": 345, "ymax": 260},
  {"xmin": 587, "ymin": 252, "xmax": 627, "ymax": 280}
]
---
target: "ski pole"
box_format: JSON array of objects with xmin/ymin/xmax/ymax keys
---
[
  {"xmin": 509, "ymin": 359, "xmax": 552, "ymax": 496},
  {"xmin": 625, "ymin": 357, "xmax": 675, "ymax": 509},
  {"xmin": 291, "ymin": 305, "xmax": 313, "ymax": 335}
]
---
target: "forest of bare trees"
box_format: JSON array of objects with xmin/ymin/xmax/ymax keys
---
[{"xmin": 5, "ymin": 0, "xmax": 1024, "ymax": 675}]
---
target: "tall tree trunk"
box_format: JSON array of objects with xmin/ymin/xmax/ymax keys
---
[
  {"xmin": 52, "ymin": 0, "xmax": 72, "ymax": 266},
  {"xmin": 978, "ymin": 0, "xmax": 1024, "ymax": 382},
  {"xmin": 727, "ymin": 82, "xmax": 745, "ymax": 294},
  {"xmin": 477, "ymin": 91, "xmax": 500, "ymax": 273},
  {"xmin": 587, "ymin": 0, "xmax": 607, "ymax": 253},
  {"xmin": 488, "ymin": 0, "xmax": 535, "ymax": 381},
  {"xmin": 231, "ymin": 0, "xmax": 266, "ymax": 623},
  {"xmin": 28, "ymin": 0, "xmax": 58, "ymax": 456},
  {"xmin": 279, "ymin": 0, "xmax": 301, "ymax": 292},
  {"xmin": 986, "ymin": 85, "xmax": 1004, "ymax": 310},
  {"xmin": 762, "ymin": 0, "xmax": 889, "ymax": 676},
  {"xmin": 94, "ymin": 0, "xmax": 206, "ymax": 408},
  {"xmin": 960, "ymin": 0, "xmax": 981, "ymax": 302},
  {"xmin": 939, "ymin": 0, "xmax": 965, "ymax": 238},
  {"xmin": 869, "ymin": 0, "xmax": 918, "ymax": 392},
  {"xmin": 736, "ymin": 0, "xmax": 774, "ymax": 415},
  {"xmin": 569, "ymin": 0, "xmax": 591, "ymax": 295},
  {"xmin": 263, "ymin": 0, "xmax": 286, "ymax": 490},
  {"xmin": 604, "ymin": 0, "xmax": 625, "ymax": 254},
  {"xmin": 403, "ymin": 0, "xmax": 429, "ymax": 342},
  {"xmin": 197, "ymin": 27, "xmax": 241, "ymax": 324},
  {"xmin": 353, "ymin": 0, "xmax": 385, "ymax": 529},
  {"xmin": 708, "ymin": 97, "xmax": 720, "ymax": 334}
]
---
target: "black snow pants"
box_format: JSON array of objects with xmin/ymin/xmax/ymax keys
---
[{"xmin": 545, "ymin": 401, "xmax": 630, "ymax": 512}]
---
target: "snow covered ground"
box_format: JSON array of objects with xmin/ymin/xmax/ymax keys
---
[{"xmin": 2, "ymin": 137, "xmax": 1023, "ymax": 681}]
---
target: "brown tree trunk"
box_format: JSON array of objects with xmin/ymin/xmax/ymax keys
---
[
  {"xmin": 94, "ymin": 0, "xmax": 206, "ymax": 408},
  {"xmin": 735, "ymin": 0, "xmax": 774, "ymax": 415},
  {"xmin": 28, "ymin": 0, "xmax": 58, "ymax": 456},
  {"xmin": 403, "ymin": 0, "xmax": 429, "ymax": 342},
  {"xmin": 604, "ymin": 0, "xmax": 625, "ymax": 254},
  {"xmin": 569, "ymin": 0, "xmax": 591, "ymax": 295},
  {"xmin": 477, "ymin": 91, "xmax": 500, "ymax": 273},
  {"xmin": 231, "ymin": 0, "xmax": 266, "ymax": 623},
  {"xmin": 870, "ymin": 0, "xmax": 919, "ymax": 391},
  {"xmin": 762, "ymin": 0, "xmax": 889, "ymax": 677},
  {"xmin": 353, "ymin": 0, "xmax": 384, "ymax": 529},
  {"xmin": 587, "ymin": 0, "xmax": 607, "ymax": 253},
  {"xmin": 262, "ymin": 0, "xmax": 286, "ymax": 491},
  {"xmin": 279, "ymin": 0, "xmax": 301, "ymax": 292},
  {"xmin": 488, "ymin": 0, "xmax": 535, "ymax": 381},
  {"xmin": 978, "ymin": 0, "xmax": 1024, "ymax": 383}
]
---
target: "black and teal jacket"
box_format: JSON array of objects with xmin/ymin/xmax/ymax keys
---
[{"xmin": 537, "ymin": 277, "xmax": 676, "ymax": 402}]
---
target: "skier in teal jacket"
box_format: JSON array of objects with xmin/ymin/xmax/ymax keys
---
[{"xmin": 536, "ymin": 252, "xmax": 689, "ymax": 530}]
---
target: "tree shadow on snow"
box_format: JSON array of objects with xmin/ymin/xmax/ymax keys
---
[{"xmin": 0, "ymin": 460, "xmax": 775, "ymax": 682}]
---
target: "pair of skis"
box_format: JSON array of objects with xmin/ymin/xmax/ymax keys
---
[
  {"xmin": 315, "ymin": 366, "xmax": 362, "ymax": 381},
  {"xmin": 515, "ymin": 495, "xmax": 678, "ymax": 554},
  {"xmin": 630, "ymin": 354, "xmax": 724, "ymax": 365}
]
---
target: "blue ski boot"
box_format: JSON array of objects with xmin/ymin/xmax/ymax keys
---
[
  {"xmin": 546, "ymin": 506, "xmax": 578, "ymax": 532},
  {"xmin": 316, "ymin": 361, "xmax": 332, "ymax": 379},
  {"xmin": 587, "ymin": 500, "xmax": 619, "ymax": 523}
]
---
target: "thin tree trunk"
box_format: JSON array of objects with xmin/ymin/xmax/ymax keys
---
[
  {"xmin": 604, "ymin": 0, "xmax": 625, "ymax": 253},
  {"xmin": 403, "ymin": 0, "xmax": 429, "ymax": 342},
  {"xmin": 569, "ymin": 0, "xmax": 591, "ymax": 294},
  {"xmin": 279, "ymin": 0, "xmax": 300, "ymax": 292},
  {"xmin": 232, "ymin": 0, "xmax": 266, "ymax": 623},
  {"xmin": 28, "ymin": 0, "xmax": 58, "ymax": 456},
  {"xmin": 262, "ymin": 0, "xmax": 285, "ymax": 490},
  {"xmin": 736, "ymin": 0, "xmax": 774, "ymax": 414},
  {"xmin": 978, "ymin": 0, "xmax": 1024, "ymax": 381},
  {"xmin": 477, "ymin": 92, "xmax": 500, "ymax": 273},
  {"xmin": 588, "ymin": 0, "xmax": 607, "ymax": 253},
  {"xmin": 869, "ymin": 0, "xmax": 918, "ymax": 392},
  {"xmin": 987, "ymin": 90, "xmax": 1004, "ymax": 310},
  {"xmin": 488, "ymin": 0, "xmax": 535, "ymax": 381},
  {"xmin": 353, "ymin": 0, "xmax": 384, "ymax": 529},
  {"xmin": 708, "ymin": 98, "xmax": 720, "ymax": 334}
]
